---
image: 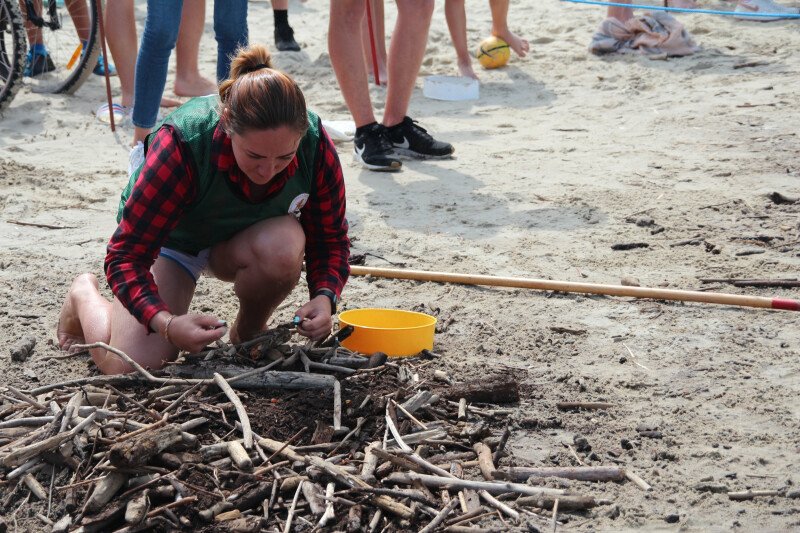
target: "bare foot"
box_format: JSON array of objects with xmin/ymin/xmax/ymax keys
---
[
  {"xmin": 496, "ymin": 30, "xmax": 530, "ymax": 58},
  {"xmin": 458, "ymin": 59, "xmax": 479, "ymax": 80},
  {"xmin": 229, "ymin": 312, "xmax": 264, "ymax": 345},
  {"xmin": 161, "ymin": 96, "xmax": 182, "ymax": 108},
  {"xmin": 57, "ymin": 273, "xmax": 98, "ymax": 351},
  {"xmin": 173, "ymin": 74, "xmax": 218, "ymax": 98}
]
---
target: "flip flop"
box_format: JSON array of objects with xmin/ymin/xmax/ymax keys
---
[{"xmin": 96, "ymin": 103, "xmax": 131, "ymax": 125}]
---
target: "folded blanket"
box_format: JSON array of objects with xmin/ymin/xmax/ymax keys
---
[{"xmin": 590, "ymin": 12, "xmax": 700, "ymax": 57}]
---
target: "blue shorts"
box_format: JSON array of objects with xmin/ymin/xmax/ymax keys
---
[{"xmin": 159, "ymin": 247, "xmax": 210, "ymax": 283}]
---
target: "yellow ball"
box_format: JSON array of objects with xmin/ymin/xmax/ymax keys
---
[{"xmin": 476, "ymin": 36, "xmax": 510, "ymax": 69}]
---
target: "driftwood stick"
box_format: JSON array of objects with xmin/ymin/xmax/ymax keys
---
[
  {"xmin": 516, "ymin": 494, "xmax": 602, "ymax": 511},
  {"xmin": 392, "ymin": 399, "xmax": 428, "ymax": 430},
  {"xmin": 419, "ymin": 498, "xmax": 460, "ymax": 533},
  {"xmin": 146, "ymin": 495, "xmax": 197, "ymax": 518},
  {"xmin": 0, "ymin": 416, "xmax": 55, "ymax": 429},
  {"xmin": 85, "ymin": 471, "xmax": 128, "ymax": 512},
  {"xmin": 479, "ymin": 490, "xmax": 519, "ymax": 519},
  {"xmin": 22, "ymin": 473, "xmax": 48, "ymax": 500},
  {"xmin": 457, "ymin": 398, "xmax": 467, "ymax": 421},
  {"xmin": 625, "ymin": 469, "xmax": 652, "ymax": 491},
  {"xmin": 318, "ymin": 482, "xmax": 336, "ymax": 527},
  {"xmin": 6, "ymin": 386, "xmax": 47, "ymax": 411},
  {"xmin": 284, "ymin": 480, "xmax": 304, "ymax": 533},
  {"xmin": 213, "ymin": 373, "xmax": 252, "ymax": 449},
  {"xmin": 728, "ymin": 490, "xmax": 783, "ymax": 501},
  {"xmin": 2, "ymin": 412, "xmax": 97, "ymax": 467},
  {"xmin": 385, "ymin": 471, "xmax": 566, "ymax": 497},
  {"xmin": 228, "ymin": 441, "xmax": 253, "ymax": 472},
  {"xmin": 473, "ymin": 443, "xmax": 496, "ymax": 481},
  {"xmin": 551, "ymin": 498, "xmax": 559, "ymax": 533},
  {"xmin": 502, "ymin": 466, "xmax": 625, "ymax": 483},
  {"xmin": 265, "ymin": 427, "xmax": 307, "ymax": 463},
  {"xmin": 556, "ymin": 402, "xmax": 613, "ymax": 411},
  {"xmin": 493, "ymin": 426, "xmax": 511, "ymax": 464},
  {"xmin": 333, "ymin": 380, "xmax": 342, "ymax": 431}
]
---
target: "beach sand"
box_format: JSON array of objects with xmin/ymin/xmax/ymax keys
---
[{"xmin": 1, "ymin": 0, "xmax": 799, "ymax": 530}]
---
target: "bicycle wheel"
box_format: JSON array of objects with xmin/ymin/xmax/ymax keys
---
[
  {"xmin": 28, "ymin": 0, "xmax": 101, "ymax": 95},
  {"xmin": 0, "ymin": 0, "xmax": 27, "ymax": 113}
]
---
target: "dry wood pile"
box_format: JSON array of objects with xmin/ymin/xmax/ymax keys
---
[{"xmin": 0, "ymin": 329, "xmax": 637, "ymax": 532}]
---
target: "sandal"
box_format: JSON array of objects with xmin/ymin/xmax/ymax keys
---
[{"xmin": 95, "ymin": 103, "xmax": 131, "ymax": 125}]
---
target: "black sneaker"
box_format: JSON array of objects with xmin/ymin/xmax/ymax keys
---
[
  {"xmin": 274, "ymin": 25, "xmax": 301, "ymax": 52},
  {"xmin": 353, "ymin": 123, "xmax": 402, "ymax": 171},
  {"xmin": 386, "ymin": 116, "xmax": 454, "ymax": 159}
]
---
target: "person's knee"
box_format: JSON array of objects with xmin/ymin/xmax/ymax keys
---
[
  {"xmin": 142, "ymin": 21, "xmax": 180, "ymax": 51},
  {"xmin": 249, "ymin": 221, "xmax": 305, "ymax": 283},
  {"xmin": 398, "ymin": 0, "xmax": 434, "ymax": 18},
  {"xmin": 331, "ymin": 0, "xmax": 365, "ymax": 26}
]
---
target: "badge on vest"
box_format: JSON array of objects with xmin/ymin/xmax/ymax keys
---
[{"xmin": 288, "ymin": 193, "xmax": 310, "ymax": 218}]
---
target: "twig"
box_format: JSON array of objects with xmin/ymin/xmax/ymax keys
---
[
  {"xmin": 622, "ymin": 343, "xmax": 651, "ymax": 371},
  {"xmin": 625, "ymin": 469, "xmax": 652, "ymax": 491},
  {"xmin": 7, "ymin": 219, "xmax": 75, "ymax": 230},
  {"xmin": 551, "ymin": 498, "xmax": 559, "ymax": 533},
  {"xmin": 284, "ymin": 480, "xmax": 304, "ymax": 533},
  {"xmin": 333, "ymin": 380, "xmax": 342, "ymax": 431},
  {"xmin": 213, "ymin": 373, "xmax": 252, "ymax": 449},
  {"xmin": 391, "ymin": 399, "xmax": 429, "ymax": 430},
  {"xmin": 419, "ymin": 498, "xmax": 460, "ymax": 533}
]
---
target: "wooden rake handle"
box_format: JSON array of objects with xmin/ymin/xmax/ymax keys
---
[{"xmin": 348, "ymin": 266, "xmax": 800, "ymax": 312}]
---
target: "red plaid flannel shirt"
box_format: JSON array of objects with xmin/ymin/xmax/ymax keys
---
[{"xmin": 106, "ymin": 123, "xmax": 350, "ymax": 330}]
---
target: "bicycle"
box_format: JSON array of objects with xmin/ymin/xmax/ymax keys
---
[{"xmin": 1, "ymin": 0, "xmax": 101, "ymax": 113}]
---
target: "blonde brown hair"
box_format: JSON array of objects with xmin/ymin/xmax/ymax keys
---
[{"xmin": 218, "ymin": 44, "xmax": 308, "ymax": 136}]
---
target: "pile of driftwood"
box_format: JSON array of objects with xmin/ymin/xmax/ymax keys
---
[{"xmin": 0, "ymin": 330, "xmax": 636, "ymax": 532}]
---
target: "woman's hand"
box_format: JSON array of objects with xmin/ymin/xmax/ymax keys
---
[
  {"xmin": 294, "ymin": 295, "xmax": 333, "ymax": 341},
  {"xmin": 164, "ymin": 313, "xmax": 228, "ymax": 353}
]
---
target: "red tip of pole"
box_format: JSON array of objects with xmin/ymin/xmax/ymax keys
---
[{"xmin": 772, "ymin": 298, "xmax": 800, "ymax": 311}]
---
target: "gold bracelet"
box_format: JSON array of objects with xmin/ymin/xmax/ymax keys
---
[{"xmin": 163, "ymin": 314, "xmax": 176, "ymax": 344}]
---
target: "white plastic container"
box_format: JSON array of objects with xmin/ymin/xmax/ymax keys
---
[{"xmin": 423, "ymin": 75, "xmax": 479, "ymax": 101}]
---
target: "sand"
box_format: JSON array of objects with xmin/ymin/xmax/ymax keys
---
[{"xmin": 1, "ymin": 0, "xmax": 799, "ymax": 530}]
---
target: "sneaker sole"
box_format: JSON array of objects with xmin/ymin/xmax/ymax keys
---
[
  {"xmin": 353, "ymin": 152, "xmax": 402, "ymax": 172},
  {"xmin": 392, "ymin": 147, "xmax": 455, "ymax": 160}
]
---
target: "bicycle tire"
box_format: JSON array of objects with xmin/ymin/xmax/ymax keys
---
[
  {"xmin": 0, "ymin": 0, "xmax": 27, "ymax": 113},
  {"xmin": 30, "ymin": 0, "xmax": 101, "ymax": 95}
]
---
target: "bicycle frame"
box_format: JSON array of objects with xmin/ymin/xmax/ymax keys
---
[{"xmin": 23, "ymin": 0, "xmax": 61, "ymax": 31}]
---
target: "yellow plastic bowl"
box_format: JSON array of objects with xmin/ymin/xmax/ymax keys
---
[{"xmin": 338, "ymin": 308, "xmax": 436, "ymax": 357}]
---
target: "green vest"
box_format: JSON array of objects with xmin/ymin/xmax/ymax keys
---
[{"xmin": 118, "ymin": 96, "xmax": 320, "ymax": 255}]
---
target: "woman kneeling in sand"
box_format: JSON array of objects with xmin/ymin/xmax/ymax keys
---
[{"xmin": 57, "ymin": 44, "xmax": 350, "ymax": 375}]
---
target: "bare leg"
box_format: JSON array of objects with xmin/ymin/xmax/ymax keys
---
[
  {"xmin": 444, "ymin": 0, "xmax": 477, "ymax": 79},
  {"xmin": 209, "ymin": 216, "xmax": 305, "ymax": 343},
  {"xmin": 383, "ymin": 0, "xmax": 434, "ymax": 127},
  {"xmin": 361, "ymin": 0, "xmax": 388, "ymax": 85},
  {"xmin": 104, "ymin": 0, "xmax": 136, "ymax": 107},
  {"xmin": 173, "ymin": 0, "xmax": 217, "ymax": 97},
  {"xmin": 489, "ymin": 0, "xmax": 529, "ymax": 58},
  {"xmin": 104, "ymin": 257, "xmax": 196, "ymax": 373},
  {"xmin": 20, "ymin": 0, "xmax": 43, "ymax": 46},
  {"xmin": 329, "ymin": 0, "xmax": 376, "ymax": 128},
  {"xmin": 57, "ymin": 273, "xmax": 111, "ymax": 352},
  {"xmin": 608, "ymin": 0, "xmax": 634, "ymax": 22},
  {"xmin": 58, "ymin": 258, "xmax": 196, "ymax": 374},
  {"xmin": 65, "ymin": 0, "xmax": 91, "ymax": 42}
]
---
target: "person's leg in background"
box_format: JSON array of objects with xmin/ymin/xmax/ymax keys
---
[
  {"xmin": 444, "ymin": 0, "xmax": 477, "ymax": 79},
  {"xmin": 174, "ymin": 0, "xmax": 218, "ymax": 96},
  {"xmin": 214, "ymin": 0, "xmax": 248, "ymax": 81},
  {"xmin": 361, "ymin": 0, "xmax": 387, "ymax": 84},
  {"xmin": 489, "ymin": 0, "xmax": 529, "ymax": 58},
  {"xmin": 272, "ymin": 0, "xmax": 300, "ymax": 51},
  {"xmin": 132, "ymin": 0, "xmax": 183, "ymax": 145}
]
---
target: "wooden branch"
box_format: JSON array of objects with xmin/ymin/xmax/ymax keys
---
[
  {"xmin": 2, "ymin": 412, "xmax": 97, "ymax": 467},
  {"xmin": 728, "ymin": 490, "xmax": 783, "ymax": 501},
  {"xmin": 438, "ymin": 374, "xmax": 520, "ymax": 404},
  {"xmin": 227, "ymin": 441, "xmax": 253, "ymax": 472},
  {"xmin": 85, "ymin": 471, "xmax": 128, "ymax": 512},
  {"xmin": 385, "ymin": 471, "xmax": 566, "ymax": 497},
  {"xmin": 502, "ymin": 466, "xmax": 625, "ymax": 483},
  {"xmin": 419, "ymin": 498, "xmax": 460, "ymax": 533},
  {"xmin": 473, "ymin": 443, "xmax": 496, "ymax": 481},
  {"xmin": 109, "ymin": 424, "xmax": 182, "ymax": 468},
  {"xmin": 556, "ymin": 402, "xmax": 613, "ymax": 411},
  {"xmin": 625, "ymin": 469, "xmax": 652, "ymax": 491},
  {"xmin": 213, "ymin": 373, "xmax": 252, "ymax": 449},
  {"xmin": 517, "ymin": 494, "xmax": 601, "ymax": 511}
]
